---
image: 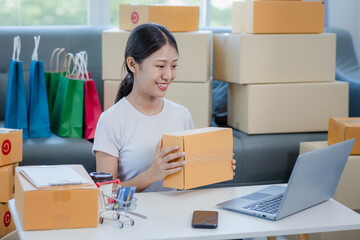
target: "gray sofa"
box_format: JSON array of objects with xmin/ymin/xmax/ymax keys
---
[{"xmin": 0, "ymin": 26, "xmax": 330, "ymax": 187}]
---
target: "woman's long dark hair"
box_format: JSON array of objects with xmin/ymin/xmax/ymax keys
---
[{"xmin": 115, "ymin": 23, "xmax": 178, "ymax": 102}]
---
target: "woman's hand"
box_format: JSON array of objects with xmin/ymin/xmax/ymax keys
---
[
  {"xmin": 148, "ymin": 140, "xmax": 186, "ymax": 182},
  {"xmin": 232, "ymin": 158, "xmax": 237, "ymax": 176}
]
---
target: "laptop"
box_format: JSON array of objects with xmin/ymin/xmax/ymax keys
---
[{"xmin": 217, "ymin": 139, "xmax": 355, "ymax": 221}]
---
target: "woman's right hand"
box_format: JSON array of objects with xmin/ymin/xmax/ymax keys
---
[{"xmin": 148, "ymin": 139, "xmax": 186, "ymax": 182}]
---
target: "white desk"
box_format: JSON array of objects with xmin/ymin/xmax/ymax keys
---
[{"xmin": 9, "ymin": 185, "xmax": 360, "ymax": 240}]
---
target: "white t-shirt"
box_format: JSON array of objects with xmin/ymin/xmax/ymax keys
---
[{"xmin": 92, "ymin": 97, "xmax": 194, "ymax": 192}]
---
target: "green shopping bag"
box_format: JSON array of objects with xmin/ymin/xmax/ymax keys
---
[
  {"xmin": 51, "ymin": 54, "xmax": 84, "ymax": 138},
  {"xmin": 45, "ymin": 48, "xmax": 66, "ymax": 118}
]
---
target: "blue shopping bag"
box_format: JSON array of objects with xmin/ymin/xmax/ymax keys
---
[
  {"xmin": 5, "ymin": 36, "xmax": 28, "ymax": 138},
  {"xmin": 27, "ymin": 36, "xmax": 51, "ymax": 138}
]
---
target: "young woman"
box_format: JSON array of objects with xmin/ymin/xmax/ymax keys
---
[{"xmin": 93, "ymin": 23, "xmax": 235, "ymax": 192}]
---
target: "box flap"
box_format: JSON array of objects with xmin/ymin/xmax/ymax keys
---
[{"xmin": 162, "ymin": 135, "xmax": 185, "ymax": 189}]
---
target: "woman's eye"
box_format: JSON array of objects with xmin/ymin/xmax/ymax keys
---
[{"xmin": 172, "ymin": 65, "xmax": 178, "ymax": 69}]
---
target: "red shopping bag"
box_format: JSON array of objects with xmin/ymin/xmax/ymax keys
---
[
  {"xmin": 74, "ymin": 51, "xmax": 102, "ymax": 139},
  {"xmin": 83, "ymin": 79, "xmax": 102, "ymax": 139}
]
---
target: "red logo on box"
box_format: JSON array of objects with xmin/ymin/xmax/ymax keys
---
[
  {"xmin": 3, "ymin": 211, "xmax": 11, "ymax": 227},
  {"xmin": 131, "ymin": 11, "xmax": 139, "ymax": 24},
  {"xmin": 2, "ymin": 139, "xmax": 11, "ymax": 155}
]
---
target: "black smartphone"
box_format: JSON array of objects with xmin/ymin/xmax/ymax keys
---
[{"xmin": 191, "ymin": 210, "xmax": 218, "ymax": 229}]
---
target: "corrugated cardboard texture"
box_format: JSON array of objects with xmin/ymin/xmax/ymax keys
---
[
  {"xmin": 0, "ymin": 203, "xmax": 16, "ymax": 238},
  {"xmin": 213, "ymin": 33, "xmax": 335, "ymax": 84},
  {"xmin": 228, "ymin": 81, "xmax": 349, "ymax": 134},
  {"xmin": 103, "ymin": 80, "xmax": 212, "ymax": 128},
  {"xmin": 300, "ymin": 141, "xmax": 360, "ymax": 210},
  {"xmin": 119, "ymin": 5, "xmax": 199, "ymax": 32},
  {"xmin": 14, "ymin": 165, "xmax": 98, "ymax": 230},
  {"xmin": 0, "ymin": 163, "xmax": 17, "ymax": 202},
  {"xmin": 102, "ymin": 28, "xmax": 211, "ymax": 82},
  {"xmin": 328, "ymin": 118, "xmax": 360, "ymax": 154},
  {"xmin": 163, "ymin": 127, "xmax": 233, "ymax": 189},
  {"xmin": 0, "ymin": 129, "xmax": 22, "ymax": 167},
  {"xmin": 232, "ymin": 1, "xmax": 324, "ymax": 34}
]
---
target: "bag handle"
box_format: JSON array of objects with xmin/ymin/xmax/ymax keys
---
[
  {"xmin": 66, "ymin": 53, "xmax": 77, "ymax": 78},
  {"xmin": 56, "ymin": 48, "xmax": 66, "ymax": 72},
  {"xmin": 73, "ymin": 52, "xmax": 82, "ymax": 78},
  {"xmin": 31, "ymin": 36, "xmax": 40, "ymax": 61},
  {"xmin": 49, "ymin": 48, "xmax": 61, "ymax": 72},
  {"xmin": 80, "ymin": 51, "xmax": 89, "ymax": 80},
  {"xmin": 12, "ymin": 36, "xmax": 21, "ymax": 62}
]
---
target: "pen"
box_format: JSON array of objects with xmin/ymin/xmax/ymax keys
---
[
  {"xmin": 49, "ymin": 181, "xmax": 84, "ymax": 186},
  {"xmin": 128, "ymin": 211, "xmax": 147, "ymax": 219}
]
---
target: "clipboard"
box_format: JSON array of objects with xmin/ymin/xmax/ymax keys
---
[{"xmin": 20, "ymin": 165, "xmax": 91, "ymax": 188}]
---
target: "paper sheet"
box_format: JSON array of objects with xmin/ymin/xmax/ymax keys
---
[{"xmin": 20, "ymin": 166, "xmax": 90, "ymax": 188}]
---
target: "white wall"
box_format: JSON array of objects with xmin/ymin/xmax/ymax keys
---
[{"xmin": 328, "ymin": 0, "xmax": 360, "ymax": 62}]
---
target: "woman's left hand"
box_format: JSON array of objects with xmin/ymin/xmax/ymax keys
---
[{"xmin": 232, "ymin": 154, "xmax": 236, "ymax": 176}]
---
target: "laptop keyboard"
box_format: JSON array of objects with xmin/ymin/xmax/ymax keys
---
[{"xmin": 243, "ymin": 194, "xmax": 284, "ymax": 214}]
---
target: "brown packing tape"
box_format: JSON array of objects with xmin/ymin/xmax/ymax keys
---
[
  {"xmin": 53, "ymin": 190, "xmax": 71, "ymax": 202},
  {"xmin": 53, "ymin": 215, "xmax": 69, "ymax": 228},
  {"xmin": 343, "ymin": 119, "xmax": 360, "ymax": 124},
  {"xmin": 186, "ymin": 153, "xmax": 233, "ymax": 163}
]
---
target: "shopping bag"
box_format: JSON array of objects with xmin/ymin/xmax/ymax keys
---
[
  {"xmin": 83, "ymin": 80, "xmax": 102, "ymax": 139},
  {"xmin": 45, "ymin": 48, "xmax": 66, "ymax": 118},
  {"xmin": 4, "ymin": 36, "xmax": 28, "ymax": 138},
  {"xmin": 51, "ymin": 54, "xmax": 84, "ymax": 138},
  {"xmin": 78, "ymin": 52, "xmax": 102, "ymax": 139},
  {"xmin": 27, "ymin": 36, "xmax": 51, "ymax": 138}
]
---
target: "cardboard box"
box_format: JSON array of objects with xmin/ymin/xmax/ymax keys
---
[
  {"xmin": 163, "ymin": 127, "xmax": 233, "ymax": 190},
  {"xmin": 232, "ymin": 1, "xmax": 324, "ymax": 34},
  {"xmin": 104, "ymin": 79, "xmax": 212, "ymax": 128},
  {"xmin": 0, "ymin": 203, "xmax": 16, "ymax": 238},
  {"xmin": 165, "ymin": 80, "xmax": 212, "ymax": 128},
  {"xmin": 14, "ymin": 165, "xmax": 98, "ymax": 230},
  {"xmin": 102, "ymin": 28, "xmax": 211, "ymax": 83},
  {"xmin": 119, "ymin": 4, "xmax": 199, "ymax": 32},
  {"xmin": 0, "ymin": 163, "xmax": 17, "ymax": 203},
  {"xmin": 300, "ymin": 141, "xmax": 360, "ymax": 210},
  {"xmin": 213, "ymin": 33, "xmax": 335, "ymax": 84},
  {"xmin": 228, "ymin": 81, "xmax": 349, "ymax": 134},
  {"xmin": 0, "ymin": 129, "xmax": 22, "ymax": 167},
  {"xmin": 328, "ymin": 118, "xmax": 360, "ymax": 154}
]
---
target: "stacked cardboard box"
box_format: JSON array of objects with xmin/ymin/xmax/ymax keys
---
[
  {"xmin": 214, "ymin": 0, "xmax": 349, "ymax": 134},
  {"xmin": 14, "ymin": 165, "xmax": 98, "ymax": 230},
  {"xmin": 299, "ymin": 141, "xmax": 360, "ymax": 240},
  {"xmin": 102, "ymin": 5, "xmax": 212, "ymax": 128},
  {"xmin": 0, "ymin": 128, "xmax": 22, "ymax": 238}
]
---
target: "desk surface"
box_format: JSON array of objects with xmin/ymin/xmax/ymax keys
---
[{"xmin": 9, "ymin": 184, "xmax": 360, "ymax": 240}]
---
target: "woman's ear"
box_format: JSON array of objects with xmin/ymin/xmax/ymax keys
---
[{"xmin": 126, "ymin": 57, "xmax": 137, "ymax": 74}]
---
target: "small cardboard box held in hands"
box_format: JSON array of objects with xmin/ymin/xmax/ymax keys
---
[{"xmin": 163, "ymin": 127, "xmax": 233, "ymax": 190}]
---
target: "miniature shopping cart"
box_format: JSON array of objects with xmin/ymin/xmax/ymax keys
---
[{"xmin": 96, "ymin": 179, "xmax": 137, "ymax": 228}]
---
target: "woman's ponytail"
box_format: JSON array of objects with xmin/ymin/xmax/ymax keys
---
[{"xmin": 115, "ymin": 73, "xmax": 134, "ymax": 103}]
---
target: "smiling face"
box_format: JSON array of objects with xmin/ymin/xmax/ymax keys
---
[{"xmin": 128, "ymin": 43, "xmax": 178, "ymax": 101}]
